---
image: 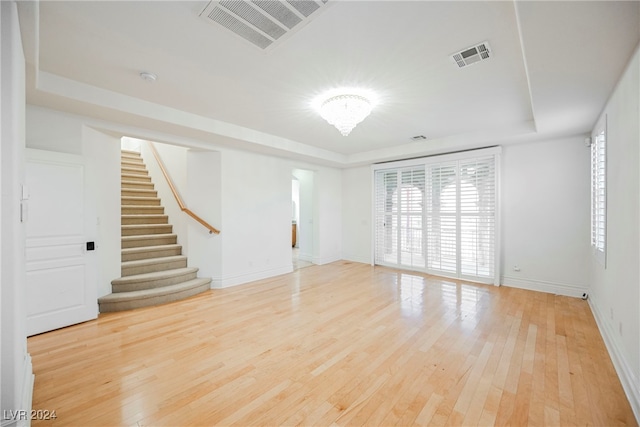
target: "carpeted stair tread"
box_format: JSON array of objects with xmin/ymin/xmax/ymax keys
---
[
  {"xmin": 122, "ymin": 244, "xmax": 182, "ymax": 255},
  {"xmin": 122, "ymin": 224, "xmax": 172, "ymax": 232},
  {"xmin": 121, "ymin": 188, "xmax": 158, "ymax": 196},
  {"xmin": 122, "ymin": 255, "xmax": 186, "ymax": 268},
  {"xmin": 98, "ymin": 278, "xmax": 211, "ymax": 312},
  {"xmin": 121, "ymin": 255, "xmax": 187, "ymax": 276},
  {"xmin": 122, "ymin": 214, "xmax": 168, "ymax": 225},
  {"xmin": 120, "ymin": 165, "xmax": 146, "ymax": 172},
  {"xmin": 121, "ymin": 233, "xmax": 177, "ymax": 247},
  {"xmin": 121, "ymin": 173, "xmax": 151, "ymax": 182},
  {"xmin": 121, "ymin": 167, "xmax": 148, "ymax": 175},
  {"xmin": 121, "ymin": 244, "xmax": 182, "ymax": 262},
  {"xmin": 122, "ymin": 223, "xmax": 170, "ymax": 228},
  {"xmin": 100, "ymin": 278, "xmax": 211, "ymax": 302},
  {"xmin": 122, "ymin": 195, "xmax": 160, "ymax": 202},
  {"xmin": 122, "ymin": 233, "xmax": 176, "ymax": 240},
  {"xmin": 121, "ymin": 159, "xmax": 145, "ymax": 166},
  {"xmin": 121, "ymin": 172, "xmax": 150, "ymax": 178},
  {"xmin": 111, "ymin": 267, "xmax": 198, "ymax": 285},
  {"xmin": 121, "ymin": 214, "xmax": 167, "ymax": 219},
  {"xmin": 121, "ymin": 205, "xmax": 165, "ymax": 214},
  {"xmin": 121, "ymin": 180, "xmax": 154, "ymax": 187}
]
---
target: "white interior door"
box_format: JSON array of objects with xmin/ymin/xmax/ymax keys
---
[{"xmin": 25, "ymin": 149, "xmax": 97, "ymax": 336}]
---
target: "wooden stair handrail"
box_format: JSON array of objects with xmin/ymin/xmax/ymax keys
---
[{"xmin": 147, "ymin": 142, "xmax": 220, "ymax": 235}]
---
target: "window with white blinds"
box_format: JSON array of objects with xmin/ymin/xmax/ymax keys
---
[
  {"xmin": 425, "ymin": 163, "xmax": 457, "ymax": 274},
  {"xmin": 459, "ymin": 158, "xmax": 496, "ymax": 278},
  {"xmin": 373, "ymin": 148, "xmax": 499, "ymax": 284},
  {"xmin": 374, "ymin": 166, "xmax": 426, "ymax": 269},
  {"xmin": 591, "ymin": 118, "xmax": 606, "ymax": 264}
]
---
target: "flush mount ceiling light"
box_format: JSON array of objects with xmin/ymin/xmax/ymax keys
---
[{"xmin": 314, "ymin": 89, "xmax": 377, "ymax": 136}]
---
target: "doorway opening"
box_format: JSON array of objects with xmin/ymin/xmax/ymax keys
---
[{"xmin": 292, "ymin": 169, "xmax": 314, "ymax": 270}]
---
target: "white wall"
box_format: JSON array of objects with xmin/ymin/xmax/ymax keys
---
[
  {"xmin": 121, "ymin": 137, "xmax": 141, "ymax": 152},
  {"xmin": 83, "ymin": 127, "xmax": 121, "ymax": 298},
  {"xmin": 314, "ymin": 167, "xmax": 343, "ymax": 265},
  {"xmin": 501, "ymin": 136, "xmax": 591, "ymax": 297},
  {"xmin": 218, "ymin": 149, "xmax": 293, "ymax": 286},
  {"xmin": 588, "ymin": 45, "xmax": 640, "ymax": 419},
  {"xmin": 1, "ymin": 1, "xmax": 31, "ymax": 422},
  {"xmin": 26, "ymin": 105, "xmax": 83, "ymax": 154},
  {"xmin": 186, "ymin": 150, "xmax": 222, "ymax": 281},
  {"xmin": 25, "ymin": 106, "xmax": 121, "ymax": 298},
  {"xmin": 342, "ymin": 166, "xmax": 371, "ymax": 264}
]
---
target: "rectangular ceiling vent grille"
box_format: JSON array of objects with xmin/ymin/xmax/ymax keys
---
[
  {"xmin": 200, "ymin": 0, "xmax": 330, "ymax": 51},
  {"xmin": 452, "ymin": 41, "xmax": 492, "ymax": 68},
  {"xmin": 286, "ymin": 0, "xmax": 320, "ymax": 17}
]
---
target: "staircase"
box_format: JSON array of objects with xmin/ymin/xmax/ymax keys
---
[{"xmin": 98, "ymin": 150, "xmax": 211, "ymax": 312}]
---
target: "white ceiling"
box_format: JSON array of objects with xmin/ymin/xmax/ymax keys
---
[{"xmin": 18, "ymin": 1, "xmax": 640, "ymax": 167}]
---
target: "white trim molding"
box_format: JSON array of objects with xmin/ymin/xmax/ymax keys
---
[
  {"xmin": 297, "ymin": 251, "xmax": 313, "ymax": 263},
  {"xmin": 19, "ymin": 354, "xmax": 34, "ymax": 427},
  {"xmin": 312, "ymin": 254, "xmax": 342, "ymax": 266},
  {"xmin": 1, "ymin": 354, "xmax": 34, "ymax": 427},
  {"xmin": 211, "ymin": 265, "xmax": 293, "ymax": 289},
  {"xmin": 589, "ymin": 298, "xmax": 640, "ymax": 422},
  {"xmin": 342, "ymin": 253, "xmax": 371, "ymax": 265},
  {"xmin": 501, "ymin": 275, "xmax": 587, "ymax": 298}
]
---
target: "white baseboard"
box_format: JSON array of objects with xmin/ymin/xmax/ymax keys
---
[
  {"xmin": 312, "ymin": 254, "xmax": 341, "ymax": 265},
  {"xmin": 210, "ymin": 265, "xmax": 293, "ymax": 289},
  {"xmin": 1, "ymin": 354, "xmax": 34, "ymax": 427},
  {"xmin": 342, "ymin": 253, "xmax": 371, "ymax": 264},
  {"xmin": 501, "ymin": 275, "xmax": 587, "ymax": 298},
  {"xmin": 19, "ymin": 353, "xmax": 34, "ymax": 427},
  {"xmin": 298, "ymin": 251, "xmax": 313, "ymax": 262},
  {"xmin": 589, "ymin": 298, "xmax": 640, "ymax": 423}
]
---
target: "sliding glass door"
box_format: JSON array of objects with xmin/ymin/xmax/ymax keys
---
[{"xmin": 373, "ymin": 148, "xmax": 499, "ymax": 284}]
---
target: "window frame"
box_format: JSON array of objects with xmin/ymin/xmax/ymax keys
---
[{"xmin": 590, "ymin": 116, "xmax": 607, "ymax": 266}]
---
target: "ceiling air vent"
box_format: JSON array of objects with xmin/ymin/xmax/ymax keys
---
[
  {"xmin": 200, "ymin": 0, "xmax": 331, "ymax": 51},
  {"xmin": 452, "ymin": 41, "xmax": 491, "ymax": 68}
]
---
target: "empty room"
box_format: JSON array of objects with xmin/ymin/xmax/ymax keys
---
[{"xmin": 1, "ymin": 0, "xmax": 639, "ymax": 426}]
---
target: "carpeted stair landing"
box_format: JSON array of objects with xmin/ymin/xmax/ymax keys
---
[{"xmin": 98, "ymin": 149, "xmax": 211, "ymax": 312}]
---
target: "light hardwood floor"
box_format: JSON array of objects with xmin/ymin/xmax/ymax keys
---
[{"xmin": 28, "ymin": 261, "xmax": 636, "ymax": 426}]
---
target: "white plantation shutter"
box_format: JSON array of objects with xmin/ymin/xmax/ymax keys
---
[
  {"xmin": 374, "ymin": 166, "xmax": 425, "ymax": 268},
  {"xmin": 591, "ymin": 119, "xmax": 606, "ymax": 264},
  {"xmin": 375, "ymin": 170, "xmax": 398, "ymax": 265},
  {"xmin": 426, "ymin": 163, "xmax": 457, "ymax": 274},
  {"xmin": 373, "ymin": 147, "xmax": 500, "ymax": 284},
  {"xmin": 459, "ymin": 157, "xmax": 495, "ymax": 279},
  {"xmin": 399, "ymin": 168, "xmax": 426, "ymax": 267}
]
